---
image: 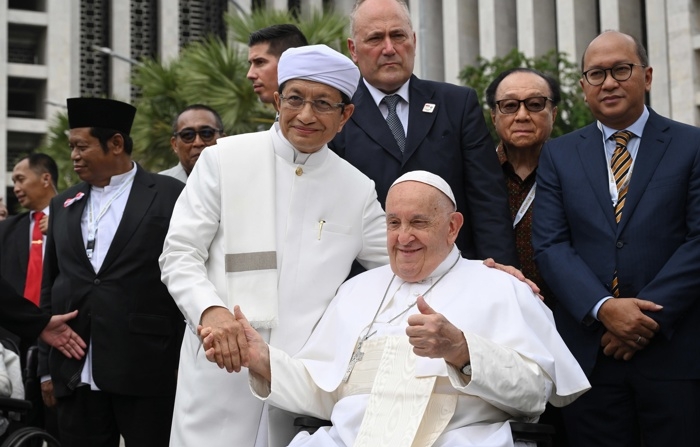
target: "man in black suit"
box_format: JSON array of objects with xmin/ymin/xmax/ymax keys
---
[
  {"xmin": 330, "ymin": 0, "xmax": 517, "ymax": 265},
  {"xmin": 38, "ymin": 98, "xmax": 185, "ymax": 447},
  {"xmin": 0, "ymin": 152, "xmax": 59, "ymax": 439}
]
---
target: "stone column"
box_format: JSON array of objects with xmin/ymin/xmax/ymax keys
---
[{"xmin": 442, "ymin": 0, "xmax": 479, "ymax": 85}]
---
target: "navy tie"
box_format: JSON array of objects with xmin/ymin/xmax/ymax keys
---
[{"xmin": 382, "ymin": 95, "xmax": 405, "ymax": 152}]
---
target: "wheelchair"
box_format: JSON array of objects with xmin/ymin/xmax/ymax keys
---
[{"xmin": 0, "ymin": 331, "xmax": 61, "ymax": 447}]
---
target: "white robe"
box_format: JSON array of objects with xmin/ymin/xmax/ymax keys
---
[
  {"xmin": 251, "ymin": 247, "xmax": 590, "ymax": 447},
  {"xmin": 159, "ymin": 124, "xmax": 389, "ymax": 447}
]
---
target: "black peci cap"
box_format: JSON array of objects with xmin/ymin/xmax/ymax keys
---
[{"xmin": 67, "ymin": 97, "xmax": 137, "ymax": 135}]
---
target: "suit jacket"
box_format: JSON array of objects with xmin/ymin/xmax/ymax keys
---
[
  {"xmin": 38, "ymin": 165, "xmax": 185, "ymax": 398},
  {"xmin": 331, "ymin": 76, "xmax": 518, "ymax": 265},
  {"xmin": 0, "ymin": 276, "xmax": 49, "ymax": 340},
  {"xmin": 533, "ymin": 109, "xmax": 700, "ymax": 379},
  {"xmin": 0, "ymin": 212, "xmax": 31, "ymax": 294}
]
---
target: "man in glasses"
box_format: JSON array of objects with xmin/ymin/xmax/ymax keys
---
[
  {"xmin": 160, "ymin": 44, "xmax": 388, "ymax": 447},
  {"xmin": 486, "ymin": 68, "xmax": 559, "ymax": 310},
  {"xmin": 160, "ymin": 104, "xmax": 224, "ymax": 182},
  {"xmin": 486, "ymin": 67, "xmax": 567, "ymax": 445},
  {"xmin": 533, "ymin": 30, "xmax": 700, "ymax": 446}
]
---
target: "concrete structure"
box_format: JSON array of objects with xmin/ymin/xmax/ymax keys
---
[{"xmin": 1, "ymin": 0, "xmax": 698, "ymax": 203}]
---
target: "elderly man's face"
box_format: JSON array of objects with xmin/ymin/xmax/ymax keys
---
[
  {"xmin": 247, "ymin": 42, "xmax": 280, "ymax": 104},
  {"xmin": 170, "ymin": 109, "xmax": 222, "ymax": 176},
  {"xmin": 275, "ymin": 79, "xmax": 354, "ymax": 154},
  {"xmin": 69, "ymin": 128, "xmax": 117, "ymax": 187},
  {"xmin": 491, "ymin": 71, "xmax": 557, "ymax": 152},
  {"xmin": 385, "ymin": 181, "xmax": 463, "ymax": 282},
  {"xmin": 348, "ymin": 0, "xmax": 416, "ymax": 94}
]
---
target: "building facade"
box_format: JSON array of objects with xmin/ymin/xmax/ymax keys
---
[{"xmin": 1, "ymin": 0, "xmax": 697, "ymax": 203}]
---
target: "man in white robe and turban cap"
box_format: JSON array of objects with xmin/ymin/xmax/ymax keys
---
[
  {"xmin": 203, "ymin": 170, "xmax": 591, "ymax": 447},
  {"xmin": 160, "ymin": 44, "xmax": 389, "ymax": 447}
]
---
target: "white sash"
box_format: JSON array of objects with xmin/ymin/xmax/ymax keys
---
[{"xmin": 218, "ymin": 132, "xmax": 279, "ymax": 328}]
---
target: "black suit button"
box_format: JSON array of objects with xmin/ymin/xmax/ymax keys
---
[
  {"xmin": 616, "ymin": 241, "xmax": 624, "ymax": 248},
  {"xmin": 93, "ymin": 278, "xmax": 101, "ymax": 285}
]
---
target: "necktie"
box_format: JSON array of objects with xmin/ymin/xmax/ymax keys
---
[
  {"xmin": 610, "ymin": 130, "xmax": 632, "ymax": 297},
  {"xmin": 382, "ymin": 95, "xmax": 405, "ymax": 152},
  {"xmin": 24, "ymin": 211, "xmax": 45, "ymax": 305}
]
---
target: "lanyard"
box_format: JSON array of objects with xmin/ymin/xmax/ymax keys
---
[
  {"xmin": 86, "ymin": 170, "xmax": 136, "ymax": 259},
  {"xmin": 513, "ymin": 183, "xmax": 536, "ymax": 229}
]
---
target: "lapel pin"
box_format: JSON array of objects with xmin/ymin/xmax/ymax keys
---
[
  {"xmin": 64, "ymin": 191, "xmax": 85, "ymax": 208},
  {"xmin": 422, "ymin": 103, "xmax": 435, "ymax": 113}
]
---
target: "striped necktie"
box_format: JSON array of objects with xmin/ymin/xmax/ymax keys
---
[{"xmin": 610, "ymin": 130, "xmax": 633, "ymax": 297}]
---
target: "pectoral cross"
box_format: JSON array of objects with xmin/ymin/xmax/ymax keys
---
[{"xmin": 342, "ymin": 339, "xmax": 365, "ymax": 383}]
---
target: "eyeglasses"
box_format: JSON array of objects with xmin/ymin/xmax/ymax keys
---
[
  {"xmin": 279, "ymin": 95, "xmax": 344, "ymax": 114},
  {"xmin": 495, "ymin": 97, "xmax": 552, "ymax": 114},
  {"xmin": 173, "ymin": 127, "xmax": 222, "ymax": 143},
  {"xmin": 582, "ymin": 63, "xmax": 646, "ymax": 86}
]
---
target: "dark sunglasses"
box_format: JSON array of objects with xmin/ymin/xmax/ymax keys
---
[{"xmin": 173, "ymin": 127, "xmax": 222, "ymax": 143}]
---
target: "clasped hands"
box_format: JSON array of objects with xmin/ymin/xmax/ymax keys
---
[
  {"xmin": 597, "ymin": 297, "xmax": 662, "ymax": 361},
  {"xmin": 198, "ymin": 297, "xmax": 470, "ymax": 375}
]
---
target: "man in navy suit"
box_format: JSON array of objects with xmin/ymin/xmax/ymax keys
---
[
  {"xmin": 330, "ymin": 0, "xmax": 517, "ymax": 265},
  {"xmin": 533, "ymin": 31, "xmax": 700, "ymax": 446}
]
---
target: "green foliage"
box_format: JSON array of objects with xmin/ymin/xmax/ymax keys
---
[
  {"xmin": 459, "ymin": 49, "xmax": 593, "ymax": 142},
  {"xmin": 225, "ymin": 8, "xmax": 350, "ymax": 55},
  {"xmin": 39, "ymin": 8, "xmax": 351, "ymax": 180}
]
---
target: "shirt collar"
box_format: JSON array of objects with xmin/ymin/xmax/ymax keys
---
[
  {"xmin": 271, "ymin": 122, "xmax": 328, "ymax": 167},
  {"xmin": 363, "ymin": 78, "xmax": 411, "ymax": 107},
  {"xmin": 599, "ymin": 105, "xmax": 649, "ymax": 140}
]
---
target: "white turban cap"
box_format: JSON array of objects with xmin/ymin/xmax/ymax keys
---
[
  {"xmin": 278, "ymin": 44, "xmax": 360, "ymax": 99},
  {"xmin": 391, "ymin": 170, "xmax": 457, "ymax": 210}
]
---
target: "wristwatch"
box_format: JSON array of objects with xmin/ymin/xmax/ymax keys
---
[{"xmin": 460, "ymin": 361, "xmax": 472, "ymax": 376}]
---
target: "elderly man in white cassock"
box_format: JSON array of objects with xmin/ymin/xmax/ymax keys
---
[
  {"xmin": 202, "ymin": 170, "xmax": 591, "ymax": 447},
  {"xmin": 159, "ymin": 45, "xmax": 388, "ymax": 447}
]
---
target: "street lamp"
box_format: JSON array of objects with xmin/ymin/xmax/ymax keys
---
[{"xmin": 91, "ymin": 45, "xmax": 143, "ymax": 67}]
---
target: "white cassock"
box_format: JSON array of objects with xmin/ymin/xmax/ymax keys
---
[
  {"xmin": 250, "ymin": 247, "xmax": 591, "ymax": 447},
  {"xmin": 159, "ymin": 123, "xmax": 389, "ymax": 447}
]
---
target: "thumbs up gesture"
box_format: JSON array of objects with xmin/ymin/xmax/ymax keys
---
[{"xmin": 406, "ymin": 296, "xmax": 470, "ymax": 368}]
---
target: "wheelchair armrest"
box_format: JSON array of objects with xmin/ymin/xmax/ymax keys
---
[
  {"xmin": 293, "ymin": 416, "xmax": 332, "ymax": 435},
  {"xmin": 510, "ymin": 421, "xmax": 555, "ymax": 446},
  {"xmin": 0, "ymin": 397, "xmax": 33, "ymax": 414}
]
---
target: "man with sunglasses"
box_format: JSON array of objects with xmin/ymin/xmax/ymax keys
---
[
  {"xmin": 160, "ymin": 44, "xmax": 388, "ymax": 447},
  {"xmin": 160, "ymin": 105, "xmax": 224, "ymax": 182},
  {"xmin": 533, "ymin": 31, "xmax": 700, "ymax": 446}
]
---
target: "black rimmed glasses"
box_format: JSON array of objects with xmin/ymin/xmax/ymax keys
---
[
  {"xmin": 279, "ymin": 95, "xmax": 345, "ymax": 114},
  {"xmin": 173, "ymin": 127, "xmax": 222, "ymax": 143},
  {"xmin": 582, "ymin": 63, "xmax": 646, "ymax": 86},
  {"xmin": 495, "ymin": 96, "xmax": 552, "ymax": 114}
]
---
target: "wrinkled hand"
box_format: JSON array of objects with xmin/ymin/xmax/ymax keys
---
[
  {"xmin": 482, "ymin": 258, "xmax": 542, "ymax": 299},
  {"xmin": 198, "ymin": 306, "xmax": 249, "ymax": 373},
  {"xmin": 601, "ymin": 330, "xmax": 642, "ymax": 361},
  {"xmin": 597, "ymin": 298, "xmax": 661, "ymax": 348},
  {"xmin": 202, "ymin": 306, "xmax": 270, "ymax": 380},
  {"xmin": 39, "ymin": 214, "xmax": 49, "ymax": 235},
  {"xmin": 40, "ymin": 310, "xmax": 86, "ymax": 359},
  {"xmin": 406, "ymin": 297, "xmax": 469, "ymax": 368},
  {"xmin": 40, "ymin": 380, "xmax": 56, "ymax": 407}
]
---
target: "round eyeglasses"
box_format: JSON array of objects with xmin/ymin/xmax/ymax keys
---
[
  {"xmin": 173, "ymin": 127, "xmax": 222, "ymax": 144},
  {"xmin": 582, "ymin": 63, "xmax": 646, "ymax": 86},
  {"xmin": 495, "ymin": 96, "xmax": 552, "ymax": 115},
  {"xmin": 279, "ymin": 95, "xmax": 345, "ymax": 114}
]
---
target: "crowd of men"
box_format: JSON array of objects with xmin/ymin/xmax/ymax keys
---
[{"xmin": 1, "ymin": 1, "xmax": 698, "ymax": 447}]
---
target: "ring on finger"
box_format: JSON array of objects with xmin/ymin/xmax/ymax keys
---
[{"xmin": 636, "ymin": 336, "xmax": 642, "ymax": 344}]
